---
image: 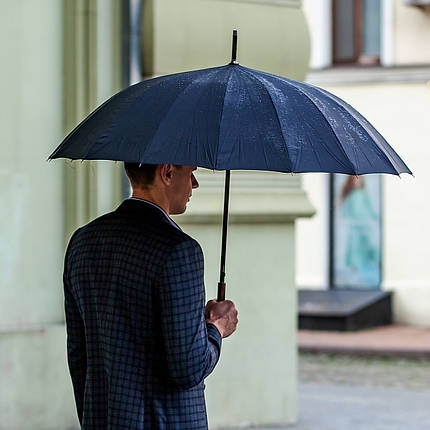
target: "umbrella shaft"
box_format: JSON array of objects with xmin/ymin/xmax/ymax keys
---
[
  {"xmin": 218, "ymin": 170, "xmax": 231, "ymax": 301},
  {"xmin": 231, "ymin": 30, "xmax": 237, "ymax": 63}
]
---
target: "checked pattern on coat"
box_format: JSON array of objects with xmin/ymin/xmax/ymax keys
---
[{"xmin": 64, "ymin": 199, "xmax": 222, "ymax": 429}]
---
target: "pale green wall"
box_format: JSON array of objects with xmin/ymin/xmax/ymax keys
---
[
  {"xmin": 142, "ymin": 0, "xmax": 313, "ymax": 426},
  {"xmin": 0, "ymin": 1, "xmax": 78, "ymax": 428},
  {"xmin": 0, "ymin": 1, "xmax": 121, "ymax": 428},
  {"xmin": 0, "ymin": 1, "xmax": 64, "ymax": 327},
  {"xmin": 143, "ymin": 0, "xmax": 310, "ymax": 81},
  {"xmin": 181, "ymin": 223, "xmax": 298, "ymax": 428},
  {"xmin": 176, "ymin": 170, "xmax": 314, "ymax": 427},
  {"xmin": 0, "ymin": 0, "xmax": 312, "ymax": 428},
  {"xmin": 0, "ymin": 326, "xmax": 77, "ymax": 429}
]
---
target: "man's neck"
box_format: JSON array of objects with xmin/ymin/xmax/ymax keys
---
[{"xmin": 131, "ymin": 189, "xmax": 170, "ymax": 215}]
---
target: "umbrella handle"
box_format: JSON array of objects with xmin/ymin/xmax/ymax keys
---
[{"xmin": 217, "ymin": 282, "xmax": 226, "ymax": 302}]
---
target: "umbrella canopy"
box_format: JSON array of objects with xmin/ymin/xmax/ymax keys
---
[
  {"xmin": 49, "ymin": 32, "xmax": 412, "ymax": 301},
  {"xmin": 49, "ymin": 65, "xmax": 411, "ymax": 176}
]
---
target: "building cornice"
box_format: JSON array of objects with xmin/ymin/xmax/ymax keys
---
[
  {"xmin": 306, "ymin": 66, "xmax": 430, "ymax": 86},
  {"xmin": 174, "ymin": 170, "xmax": 316, "ymax": 225},
  {"xmin": 211, "ymin": 0, "xmax": 301, "ymax": 8}
]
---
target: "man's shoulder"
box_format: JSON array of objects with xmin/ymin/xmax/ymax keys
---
[{"xmin": 68, "ymin": 201, "xmax": 199, "ymax": 253}]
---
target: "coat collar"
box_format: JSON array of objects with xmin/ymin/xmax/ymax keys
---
[{"xmin": 116, "ymin": 198, "xmax": 182, "ymax": 231}]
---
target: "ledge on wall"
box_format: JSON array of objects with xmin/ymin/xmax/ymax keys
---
[
  {"xmin": 306, "ymin": 65, "xmax": 430, "ymax": 86},
  {"xmin": 174, "ymin": 169, "xmax": 316, "ymax": 225}
]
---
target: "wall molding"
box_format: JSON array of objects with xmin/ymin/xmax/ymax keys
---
[
  {"xmin": 176, "ymin": 170, "xmax": 316, "ymax": 224},
  {"xmin": 211, "ymin": 0, "xmax": 301, "ymax": 8}
]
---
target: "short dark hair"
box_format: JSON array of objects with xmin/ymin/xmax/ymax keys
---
[{"xmin": 124, "ymin": 163, "xmax": 158, "ymax": 188}]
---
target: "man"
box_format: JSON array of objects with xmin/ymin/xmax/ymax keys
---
[{"xmin": 64, "ymin": 163, "xmax": 239, "ymax": 429}]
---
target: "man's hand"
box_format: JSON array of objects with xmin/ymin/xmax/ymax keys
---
[{"xmin": 205, "ymin": 299, "xmax": 238, "ymax": 338}]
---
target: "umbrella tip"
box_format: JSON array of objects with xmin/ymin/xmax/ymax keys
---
[{"xmin": 230, "ymin": 29, "xmax": 239, "ymax": 65}]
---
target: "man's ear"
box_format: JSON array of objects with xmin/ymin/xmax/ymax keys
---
[{"xmin": 160, "ymin": 164, "xmax": 174, "ymax": 185}]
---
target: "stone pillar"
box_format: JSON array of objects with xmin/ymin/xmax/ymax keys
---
[
  {"xmin": 63, "ymin": 0, "xmax": 123, "ymax": 240},
  {"xmin": 141, "ymin": 1, "xmax": 314, "ymax": 424},
  {"xmin": 176, "ymin": 171, "xmax": 315, "ymax": 428}
]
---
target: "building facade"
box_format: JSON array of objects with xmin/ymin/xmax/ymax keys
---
[
  {"xmin": 1, "ymin": 1, "xmax": 312, "ymax": 428},
  {"xmin": 299, "ymin": 0, "xmax": 430, "ymax": 327}
]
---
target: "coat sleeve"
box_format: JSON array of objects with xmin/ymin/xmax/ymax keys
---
[
  {"xmin": 157, "ymin": 239, "xmax": 222, "ymax": 390},
  {"xmin": 64, "ymin": 240, "xmax": 87, "ymax": 424}
]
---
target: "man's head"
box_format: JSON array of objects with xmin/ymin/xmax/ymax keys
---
[
  {"xmin": 124, "ymin": 163, "xmax": 158, "ymax": 190},
  {"xmin": 124, "ymin": 163, "xmax": 199, "ymax": 215}
]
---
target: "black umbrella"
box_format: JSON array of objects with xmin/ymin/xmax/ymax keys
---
[{"xmin": 49, "ymin": 31, "xmax": 412, "ymax": 301}]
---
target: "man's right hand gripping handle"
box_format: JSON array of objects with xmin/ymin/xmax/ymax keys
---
[{"xmin": 205, "ymin": 299, "xmax": 238, "ymax": 338}]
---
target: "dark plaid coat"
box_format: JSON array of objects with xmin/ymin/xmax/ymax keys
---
[{"xmin": 64, "ymin": 199, "xmax": 222, "ymax": 429}]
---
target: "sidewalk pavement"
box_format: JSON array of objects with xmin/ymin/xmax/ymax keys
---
[{"xmin": 298, "ymin": 325, "xmax": 430, "ymax": 358}]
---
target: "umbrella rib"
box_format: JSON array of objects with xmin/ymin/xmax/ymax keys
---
[
  {"xmin": 240, "ymin": 68, "xmax": 355, "ymax": 174},
  {"xmin": 281, "ymin": 81, "xmax": 358, "ymax": 175},
  {"xmin": 81, "ymin": 74, "xmax": 180, "ymax": 161},
  {"xmin": 49, "ymin": 83, "xmax": 129, "ymax": 159},
  {"xmin": 272, "ymin": 72, "xmax": 409, "ymax": 174},
  {"xmin": 249, "ymin": 68, "xmax": 360, "ymax": 174},
  {"xmin": 315, "ymin": 86, "xmax": 411, "ymax": 175},
  {"xmin": 137, "ymin": 74, "xmax": 200, "ymax": 163},
  {"xmin": 59, "ymin": 73, "xmax": 184, "ymax": 161},
  {"xmin": 141, "ymin": 68, "xmax": 225, "ymax": 165},
  {"xmin": 84, "ymin": 69, "xmax": 216, "ymax": 163},
  {"xmin": 215, "ymin": 69, "xmax": 234, "ymax": 170},
  {"xmin": 239, "ymin": 68, "xmax": 293, "ymax": 172},
  {"xmin": 125, "ymin": 77, "xmax": 179, "ymax": 163}
]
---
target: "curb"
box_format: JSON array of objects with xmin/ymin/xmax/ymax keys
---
[{"xmin": 299, "ymin": 345, "xmax": 430, "ymax": 359}]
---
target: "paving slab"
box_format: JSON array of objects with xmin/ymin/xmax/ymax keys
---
[
  {"xmin": 218, "ymin": 383, "xmax": 430, "ymax": 430},
  {"xmin": 292, "ymin": 383, "xmax": 430, "ymax": 430}
]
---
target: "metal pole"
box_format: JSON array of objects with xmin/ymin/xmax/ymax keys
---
[
  {"xmin": 217, "ymin": 30, "xmax": 237, "ymax": 302},
  {"xmin": 230, "ymin": 29, "xmax": 238, "ymax": 65},
  {"xmin": 120, "ymin": 0, "xmax": 143, "ymax": 199},
  {"xmin": 328, "ymin": 173, "xmax": 334, "ymax": 289},
  {"xmin": 217, "ymin": 170, "xmax": 231, "ymax": 302}
]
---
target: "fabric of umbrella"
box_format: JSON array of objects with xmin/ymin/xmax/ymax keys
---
[{"xmin": 49, "ymin": 31, "xmax": 412, "ymax": 301}]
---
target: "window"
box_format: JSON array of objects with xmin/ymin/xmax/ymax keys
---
[
  {"xmin": 330, "ymin": 174, "xmax": 382, "ymax": 289},
  {"xmin": 333, "ymin": 0, "xmax": 381, "ymax": 65}
]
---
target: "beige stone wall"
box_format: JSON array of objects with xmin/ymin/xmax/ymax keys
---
[
  {"xmin": 299, "ymin": 0, "xmax": 430, "ymax": 326},
  {"xmin": 296, "ymin": 80, "xmax": 430, "ymax": 327},
  {"xmin": 394, "ymin": 0, "xmax": 430, "ymax": 65}
]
